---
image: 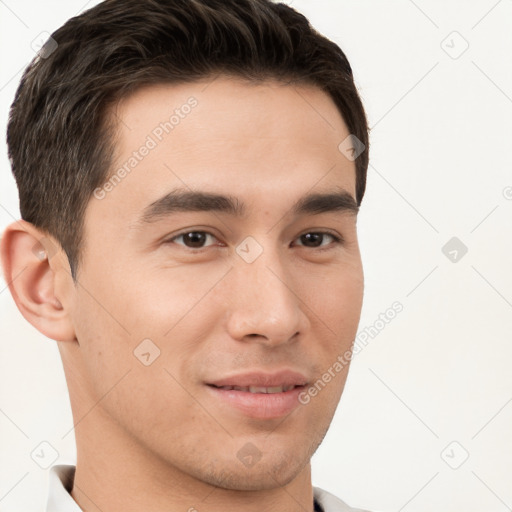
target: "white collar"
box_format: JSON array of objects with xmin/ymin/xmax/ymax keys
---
[
  {"xmin": 46, "ymin": 465, "xmax": 81, "ymax": 512},
  {"xmin": 46, "ymin": 464, "xmax": 369, "ymax": 512}
]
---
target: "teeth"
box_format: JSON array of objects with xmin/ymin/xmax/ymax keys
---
[
  {"xmin": 216, "ymin": 385, "xmax": 296, "ymax": 393},
  {"xmin": 249, "ymin": 386, "xmax": 284, "ymax": 393},
  {"xmin": 249, "ymin": 386, "xmax": 272, "ymax": 393},
  {"xmin": 267, "ymin": 386, "xmax": 286, "ymax": 393}
]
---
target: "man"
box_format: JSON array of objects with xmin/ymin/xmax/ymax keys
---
[{"xmin": 1, "ymin": 0, "xmax": 372, "ymax": 510}]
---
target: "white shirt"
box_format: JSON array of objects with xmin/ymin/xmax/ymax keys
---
[{"xmin": 46, "ymin": 465, "xmax": 371, "ymax": 512}]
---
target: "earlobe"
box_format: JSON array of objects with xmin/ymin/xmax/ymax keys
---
[{"xmin": 0, "ymin": 220, "xmax": 77, "ymax": 342}]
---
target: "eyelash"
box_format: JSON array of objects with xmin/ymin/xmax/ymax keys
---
[{"xmin": 164, "ymin": 230, "xmax": 344, "ymax": 252}]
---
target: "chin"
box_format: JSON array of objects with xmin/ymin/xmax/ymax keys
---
[{"xmin": 198, "ymin": 448, "xmax": 310, "ymax": 491}]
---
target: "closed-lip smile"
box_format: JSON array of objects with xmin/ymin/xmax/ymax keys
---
[{"xmin": 205, "ymin": 369, "xmax": 309, "ymax": 419}]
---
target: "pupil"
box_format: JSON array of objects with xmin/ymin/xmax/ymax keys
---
[
  {"xmin": 302, "ymin": 233, "xmax": 322, "ymax": 247},
  {"xmin": 185, "ymin": 232, "xmax": 206, "ymax": 247}
]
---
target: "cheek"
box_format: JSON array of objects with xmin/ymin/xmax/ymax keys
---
[
  {"xmin": 302, "ymin": 263, "xmax": 364, "ymax": 334},
  {"xmin": 70, "ymin": 286, "xmax": 210, "ymax": 437},
  {"xmin": 297, "ymin": 264, "xmax": 363, "ymax": 409},
  {"xmin": 103, "ymin": 364, "xmax": 197, "ymax": 432},
  {"xmin": 334, "ymin": 275, "xmax": 364, "ymax": 338},
  {"xmin": 120, "ymin": 261, "xmax": 230, "ymax": 333},
  {"xmin": 70, "ymin": 266, "xmax": 228, "ymax": 412}
]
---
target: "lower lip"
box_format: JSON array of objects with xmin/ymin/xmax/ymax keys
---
[{"xmin": 206, "ymin": 385, "xmax": 306, "ymax": 419}]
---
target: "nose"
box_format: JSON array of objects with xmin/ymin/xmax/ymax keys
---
[{"xmin": 224, "ymin": 244, "xmax": 309, "ymax": 347}]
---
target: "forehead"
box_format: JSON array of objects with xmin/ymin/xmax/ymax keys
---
[{"xmin": 90, "ymin": 77, "xmax": 356, "ymax": 227}]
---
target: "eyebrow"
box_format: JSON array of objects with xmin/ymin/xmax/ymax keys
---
[{"xmin": 136, "ymin": 187, "xmax": 359, "ymax": 225}]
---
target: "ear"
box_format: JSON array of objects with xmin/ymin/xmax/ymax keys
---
[{"xmin": 0, "ymin": 220, "xmax": 76, "ymax": 342}]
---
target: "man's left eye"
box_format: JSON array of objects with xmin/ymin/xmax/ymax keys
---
[{"xmin": 294, "ymin": 232, "xmax": 342, "ymax": 248}]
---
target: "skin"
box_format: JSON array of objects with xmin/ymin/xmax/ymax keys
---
[{"xmin": 1, "ymin": 77, "xmax": 364, "ymax": 512}]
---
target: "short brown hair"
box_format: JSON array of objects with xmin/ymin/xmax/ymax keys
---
[{"xmin": 7, "ymin": 0, "xmax": 369, "ymax": 280}]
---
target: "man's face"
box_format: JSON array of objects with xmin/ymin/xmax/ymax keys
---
[{"xmin": 64, "ymin": 77, "xmax": 364, "ymax": 490}]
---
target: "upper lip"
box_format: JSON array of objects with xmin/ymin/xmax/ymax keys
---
[{"xmin": 207, "ymin": 370, "xmax": 309, "ymax": 388}]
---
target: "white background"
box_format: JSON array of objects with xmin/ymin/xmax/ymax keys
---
[{"xmin": 1, "ymin": 1, "xmax": 511, "ymax": 511}]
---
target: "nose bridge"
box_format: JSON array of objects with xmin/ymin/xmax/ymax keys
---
[{"xmin": 225, "ymin": 238, "xmax": 306, "ymax": 345}]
